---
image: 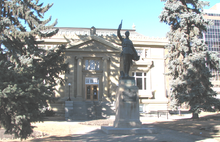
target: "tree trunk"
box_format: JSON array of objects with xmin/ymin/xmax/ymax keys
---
[{"xmin": 192, "ymin": 112, "xmax": 199, "ymax": 119}]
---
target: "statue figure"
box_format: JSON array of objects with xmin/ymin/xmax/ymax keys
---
[{"xmin": 117, "ymin": 20, "xmax": 139, "ymax": 78}]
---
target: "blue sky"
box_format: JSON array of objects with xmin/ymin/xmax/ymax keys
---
[{"xmin": 41, "ymin": 0, "xmax": 220, "ymax": 37}]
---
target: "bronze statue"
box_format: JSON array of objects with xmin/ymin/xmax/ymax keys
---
[{"xmin": 117, "ymin": 20, "xmax": 139, "ymax": 78}]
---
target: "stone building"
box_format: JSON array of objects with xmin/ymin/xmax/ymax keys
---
[
  {"xmin": 204, "ymin": 3, "xmax": 220, "ymax": 97},
  {"xmin": 39, "ymin": 26, "xmax": 169, "ymax": 119}
]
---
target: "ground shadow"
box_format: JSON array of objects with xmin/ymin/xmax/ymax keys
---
[
  {"xmin": 149, "ymin": 113, "xmax": 220, "ymax": 138},
  {"xmin": 29, "ymin": 126, "xmax": 205, "ymax": 142}
]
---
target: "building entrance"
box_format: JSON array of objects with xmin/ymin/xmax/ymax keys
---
[{"xmin": 85, "ymin": 77, "xmax": 99, "ymax": 101}]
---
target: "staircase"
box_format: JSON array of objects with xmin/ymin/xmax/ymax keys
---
[{"xmin": 65, "ymin": 101, "xmax": 115, "ymax": 120}]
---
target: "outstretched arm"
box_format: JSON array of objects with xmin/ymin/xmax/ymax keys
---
[{"xmin": 117, "ymin": 20, "xmax": 123, "ymax": 41}]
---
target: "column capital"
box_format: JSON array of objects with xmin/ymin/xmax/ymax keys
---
[
  {"xmin": 76, "ymin": 56, "xmax": 83, "ymax": 60},
  {"xmin": 102, "ymin": 57, "xmax": 110, "ymax": 61}
]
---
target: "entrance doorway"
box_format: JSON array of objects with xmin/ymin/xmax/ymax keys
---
[
  {"xmin": 85, "ymin": 77, "xmax": 99, "ymax": 101},
  {"xmin": 85, "ymin": 85, "xmax": 98, "ymax": 100}
]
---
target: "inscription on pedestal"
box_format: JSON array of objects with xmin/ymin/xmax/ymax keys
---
[
  {"xmin": 119, "ymin": 78, "xmax": 135, "ymax": 86},
  {"xmin": 122, "ymin": 89, "xmax": 137, "ymax": 103}
]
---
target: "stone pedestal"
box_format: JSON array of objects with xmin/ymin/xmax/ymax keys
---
[
  {"xmin": 101, "ymin": 78, "xmax": 157, "ymax": 134},
  {"xmin": 113, "ymin": 78, "xmax": 142, "ymax": 128}
]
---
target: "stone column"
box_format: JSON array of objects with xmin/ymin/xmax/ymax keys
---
[
  {"xmin": 102, "ymin": 57, "xmax": 109, "ymax": 101},
  {"xmin": 76, "ymin": 56, "xmax": 83, "ymax": 99},
  {"xmin": 64, "ymin": 53, "xmax": 74, "ymax": 100}
]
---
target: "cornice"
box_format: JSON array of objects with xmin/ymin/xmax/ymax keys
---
[{"xmin": 65, "ymin": 49, "xmax": 121, "ymax": 53}]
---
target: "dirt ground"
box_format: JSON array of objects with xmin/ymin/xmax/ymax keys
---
[{"xmin": 1, "ymin": 112, "xmax": 220, "ymax": 141}]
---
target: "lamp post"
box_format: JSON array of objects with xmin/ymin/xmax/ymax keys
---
[{"xmin": 67, "ymin": 83, "xmax": 71, "ymax": 101}]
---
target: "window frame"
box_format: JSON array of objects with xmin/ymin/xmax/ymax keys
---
[
  {"xmin": 132, "ymin": 72, "xmax": 148, "ymax": 90},
  {"xmin": 135, "ymin": 47, "xmax": 150, "ymax": 59},
  {"xmin": 84, "ymin": 59, "xmax": 101, "ymax": 71}
]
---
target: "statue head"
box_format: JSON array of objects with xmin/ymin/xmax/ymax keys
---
[{"xmin": 125, "ymin": 31, "xmax": 130, "ymax": 38}]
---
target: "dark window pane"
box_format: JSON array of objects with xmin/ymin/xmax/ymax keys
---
[
  {"xmin": 136, "ymin": 72, "xmax": 142, "ymax": 76},
  {"xmin": 137, "ymin": 78, "xmax": 142, "ymax": 89},
  {"xmin": 93, "ymin": 86, "xmax": 97, "ymax": 99},
  {"xmin": 96, "ymin": 60, "xmax": 100, "ymax": 70},
  {"xmin": 136, "ymin": 50, "xmax": 143, "ymax": 57},
  {"xmin": 85, "ymin": 79, "xmax": 89, "ymax": 84},
  {"xmin": 90, "ymin": 60, "xmax": 95, "ymax": 70},
  {"xmin": 87, "ymin": 86, "xmax": 90, "ymax": 99},
  {"xmin": 144, "ymin": 78, "xmax": 146, "ymax": 90},
  {"xmin": 145, "ymin": 50, "xmax": 147, "ymax": 57},
  {"xmin": 132, "ymin": 72, "xmax": 134, "ymax": 76}
]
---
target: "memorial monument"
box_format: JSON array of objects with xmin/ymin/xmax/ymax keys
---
[
  {"xmin": 113, "ymin": 20, "xmax": 141, "ymax": 128},
  {"xmin": 101, "ymin": 21, "xmax": 157, "ymax": 134}
]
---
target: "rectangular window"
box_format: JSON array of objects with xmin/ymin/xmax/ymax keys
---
[
  {"xmin": 90, "ymin": 79, "xmax": 94, "ymax": 83},
  {"xmin": 145, "ymin": 50, "xmax": 148, "ymax": 58},
  {"xmin": 137, "ymin": 78, "xmax": 142, "ymax": 89},
  {"xmin": 86, "ymin": 86, "xmax": 91, "ymax": 99},
  {"xmin": 93, "ymin": 86, "xmax": 98, "ymax": 99},
  {"xmin": 95, "ymin": 60, "xmax": 100, "ymax": 70},
  {"xmin": 136, "ymin": 72, "xmax": 142, "ymax": 76},
  {"xmin": 132, "ymin": 72, "xmax": 147, "ymax": 90},
  {"xmin": 144, "ymin": 78, "xmax": 146, "ymax": 90},
  {"xmin": 136, "ymin": 50, "xmax": 143, "ymax": 57},
  {"xmin": 85, "ymin": 78, "xmax": 89, "ymax": 83},
  {"xmin": 85, "ymin": 77, "xmax": 99, "ymax": 84},
  {"xmin": 85, "ymin": 60, "xmax": 100, "ymax": 70},
  {"xmin": 93, "ymin": 78, "xmax": 98, "ymax": 83},
  {"xmin": 90, "ymin": 60, "xmax": 95, "ymax": 70},
  {"xmin": 136, "ymin": 48, "xmax": 149, "ymax": 58}
]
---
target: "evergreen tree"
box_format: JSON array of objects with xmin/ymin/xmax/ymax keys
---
[
  {"xmin": 159, "ymin": 0, "xmax": 220, "ymax": 118},
  {"xmin": 0, "ymin": 0, "xmax": 68, "ymax": 139}
]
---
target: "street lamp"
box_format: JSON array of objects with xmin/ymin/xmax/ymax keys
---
[{"xmin": 67, "ymin": 83, "xmax": 71, "ymax": 101}]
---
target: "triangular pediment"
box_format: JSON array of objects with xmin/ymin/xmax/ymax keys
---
[{"xmin": 66, "ymin": 36, "xmax": 121, "ymax": 52}]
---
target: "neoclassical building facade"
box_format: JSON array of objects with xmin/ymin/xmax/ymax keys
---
[{"xmin": 39, "ymin": 26, "xmax": 169, "ymax": 118}]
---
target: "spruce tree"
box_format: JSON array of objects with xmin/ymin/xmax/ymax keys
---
[
  {"xmin": 0, "ymin": 0, "xmax": 68, "ymax": 139},
  {"xmin": 159, "ymin": 0, "xmax": 220, "ymax": 118}
]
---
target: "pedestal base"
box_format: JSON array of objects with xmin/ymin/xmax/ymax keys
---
[
  {"xmin": 113, "ymin": 120, "xmax": 142, "ymax": 128},
  {"xmin": 101, "ymin": 126, "xmax": 158, "ymax": 134}
]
